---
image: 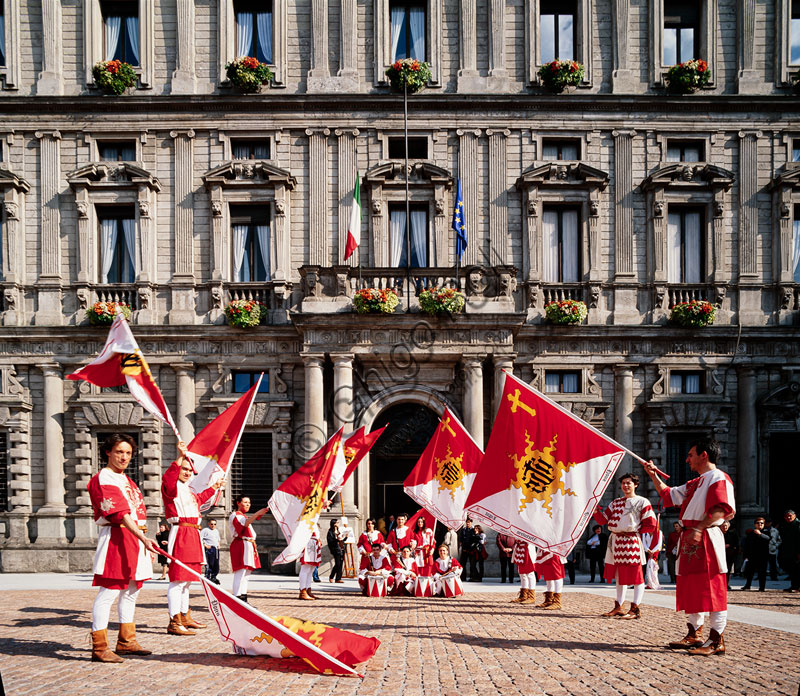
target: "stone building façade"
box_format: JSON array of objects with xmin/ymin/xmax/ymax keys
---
[{"xmin": 0, "ymin": 0, "xmax": 799, "ymax": 573}]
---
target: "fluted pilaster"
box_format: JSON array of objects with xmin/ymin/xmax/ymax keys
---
[
  {"xmin": 37, "ymin": 0, "xmax": 63, "ymax": 95},
  {"xmin": 307, "ymin": 129, "xmax": 331, "ymax": 266},
  {"xmin": 172, "ymin": 0, "xmax": 197, "ymax": 94},
  {"xmin": 457, "ymin": 130, "xmax": 481, "ymax": 266},
  {"xmin": 337, "ymin": 129, "xmax": 360, "ymax": 264},
  {"xmin": 487, "ymin": 129, "xmax": 509, "ymax": 265},
  {"xmin": 613, "ymin": 130, "xmax": 635, "ymax": 278}
]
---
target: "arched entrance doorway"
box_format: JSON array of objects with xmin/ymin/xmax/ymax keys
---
[{"xmin": 368, "ymin": 403, "xmax": 439, "ymax": 521}]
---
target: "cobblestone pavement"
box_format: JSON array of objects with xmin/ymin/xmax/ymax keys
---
[
  {"xmin": 2, "ymin": 586, "xmax": 799, "ymax": 696},
  {"xmin": 653, "ymin": 586, "xmax": 800, "ymax": 616}
]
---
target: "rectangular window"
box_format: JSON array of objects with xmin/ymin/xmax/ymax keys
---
[
  {"xmin": 792, "ymin": 0, "xmax": 800, "ymax": 65},
  {"xmin": 233, "ymin": 371, "xmax": 270, "ymax": 394},
  {"xmin": 793, "ymin": 204, "xmax": 800, "ymax": 283},
  {"xmin": 388, "ymin": 136, "xmax": 428, "ymax": 159},
  {"xmin": 669, "ymin": 370, "xmax": 704, "ymax": 394},
  {"xmin": 97, "ymin": 431, "xmax": 142, "ymax": 488},
  {"xmin": 666, "ymin": 432, "xmax": 695, "ymax": 483},
  {"xmin": 666, "ymin": 140, "xmax": 703, "ymax": 162},
  {"xmin": 98, "ymin": 141, "xmax": 136, "ymax": 162},
  {"xmin": 663, "ymin": 0, "xmax": 699, "ymax": 66},
  {"xmin": 230, "ymin": 432, "xmax": 273, "ymax": 504},
  {"xmin": 234, "ymin": 0, "xmax": 273, "ymax": 63},
  {"xmin": 667, "ymin": 208, "xmax": 703, "ymax": 283},
  {"xmin": 100, "ymin": 384, "xmax": 130, "ymax": 394},
  {"xmin": 542, "ymin": 207, "xmax": 580, "ymax": 283},
  {"xmin": 544, "ymin": 371, "xmax": 580, "ymax": 394},
  {"xmin": 389, "ymin": 204, "xmax": 428, "ymax": 267},
  {"xmin": 0, "ymin": 4, "xmax": 5, "ymax": 68},
  {"xmin": 390, "ymin": 1, "xmax": 426, "ymax": 61},
  {"xmin": 97, "ymin": 206, "xmax": 136, "ymax": 284},
  {"xmin": 540, "ymin": 0, "xmax": 575, "ymax": 63},
  {"xmin": 0, "ymin": 431, "xmax": 7, "ymax": 513},
  {"xmin": 231, "ymin": 205, "xmax": 271, "ymax": 282},
  {"xmin": 542, "ymin": 138, "xmax": 579, "ymax": 161},
  {"xmin": 102, "ymin": 1, "xmax": 140, "ymax": 65},
  {"xmin": 231, "ymin": 139, "xmax": 271, "ymax": 160},
  {"xmin": 793, "ymin": 139, "xmax": 800, "ymax": 162}
]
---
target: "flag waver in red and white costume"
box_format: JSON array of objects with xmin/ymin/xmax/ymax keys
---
[
  {"xmin": 386, "ymin": 513, "xmax": 413, "ymax": 554},
  {"xmin": 533, "ymin": 547, "xmax": 567, "ymax": 609},
  {"xmin": 228, "ymin": 494, "xmax": 269, "ymax": 602},
  {"xmin": 299, "ymin": 531, "xmax": 322, "ymax": 600},
  {"xmin": 357, "ymin": 521, "xmax": 386, "ymax": 556},
  {"xmin": 511, "ymin": 539, "xmax": 537, "ymax": 603}
]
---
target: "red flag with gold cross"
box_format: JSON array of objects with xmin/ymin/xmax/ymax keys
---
[
  {"xmin": 403, "ymin": 407, "xmax": 483, "ymax": 531},
  {"xmin": 464, "ymin": 372, "xmax": 624, "ymax": 557}
]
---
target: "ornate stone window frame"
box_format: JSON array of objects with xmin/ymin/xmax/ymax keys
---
[
  {"xmin": 373, "ymin": 0, "xmax": 443, "ymax": 88},
  {"xmin": 649, "ymin": 0, "xmax": 717, "ymax": 88},
  {"xmin": 654, "ymin": 132, "xmax": 712, "ymax": 165},
  {"xmin": 0, "ymin": 167, "xmax": 29, "ymax": 325},
  {"xmin": 0, "ymin": 0, "xmax": 20, "ymax": 90},
  {"xmin": 529, "ymin": 365, "xmax": 602, "ymax": 399},
  {"xmin": 218, "ymin": 0, "xmax": 287, "ymax": 87},
  {"xmin": 363, "ymin": 161, "xmax": 453, "ymax": 267},
  {"xmin": 379, "ymin": 131, "xmax": 434, "ymax": 161},
  {"xmin": 218, "ymin": 130, "xmax": 279, "ymax": 161},
  {"xmin": 768, "ymin": 164, "xmax": 800, "ymax": 311},
  {"xmin": 536, "ymin": 133, "xmax": 586, "ymax": 162},
  {"xmin": 650, "ymin": 363, "xmax": 725, "ymax": 401},
  {"xmin": 524, "ymin": 0, "xmax": 593, "ymax": 88},
  {"xmin": 84, "ymin": 0, "xmax": 155, "ymax": 89},
  {"xmin": 84, "ymin": 131, "xmax": 144, "ymax": 163},
  {"xmin": 776, "ymin": 0, "xmax": 800, "ymax": 87}
]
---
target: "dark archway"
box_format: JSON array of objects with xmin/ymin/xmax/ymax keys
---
[{"xmin": 768, "ymin": 432, "xmax": 800, "ymax": 521}]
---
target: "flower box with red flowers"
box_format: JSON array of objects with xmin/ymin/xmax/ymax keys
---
[
  {"xmin": 225, "ymin": 57, "xmax": 274, "ymax": 93},
  {"xmin": 385, "ymin": 58, "xmax": 433, "ymax": 94},
  {"xmin": 92, "ymin": 60, "xmax": 138, "ymax": 95},
  {"xmin": 544, "ymin": 299, "xmax": 588, "ymax": 325},
  {"xmin": 537, "ymin": 60, "xmax": 585, "ymax": 93},
  {"xmin": 664, "ymin": 59, "xmax": 711, "ymax": 94},
  {"xmin": 670, "ymin": 300, "xmax": 716, "ymax": 328},
  {"xmin": 224, "ymin": 299, "xmax": 265, "ymax": 328},
  {"xmin": 353, "ymin": 288, "xmax": 400, "ymax": 314},
  {"xmin": 419, "ymin": 287, "xmax": 466, "ymax": 316},
  {"xmin": 87, "ymin": 301, "xmax": 132, "ymax": 325}
]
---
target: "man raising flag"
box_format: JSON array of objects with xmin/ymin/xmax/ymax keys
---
[{"xmin": 344, "ymin": 170, "xmax": 361, "ymax": 261}]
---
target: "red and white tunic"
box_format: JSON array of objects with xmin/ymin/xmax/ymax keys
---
[
  {"xmin": 660, "ymin": 468, "xmax": 735, "ymax": 613},
  {"xmin": 357, "ymin": 530, "xmax": 386, "ymax": 555},
  {"xmin": 229, "ymin": 510, "xmax": 261, "ymax": 572},
  {"xmin": 594, "ymin": 495, "xmax": 657, "ymax": 585},
  {"xmin": 302, "ymin": 534, "xmax": 322, "ymax": 567},
  {"xmin": 534, "ymin": 549, "xmax": 566, "ymax": 581},
  {"xmin": 88, "ymin": 468, "xmax": 151, "ymax": 590},
  {"xmin": 412, "ymin": 528, "xmax": 435, "ymax": 573},
  {"xmin": 392, "ymin": 555, "xmax": 418, "ymax": 594},
  {"xmin": 512, "ymin": 540, "xmax": 537, "ymax": 575},
  {"xmin": 161, "ymin": 461, "xmax": 217, "ymax": 582},
  {"xmin": 358, "ymin": 552, "xmax": 395, "ymax": 590},
  {"xmin": 432, "ymin": 556, "xmax": 462, "ymax": 578},
  {"xmin": 386, "ymin": 525, "xmax": 413, "ymax": 552}
]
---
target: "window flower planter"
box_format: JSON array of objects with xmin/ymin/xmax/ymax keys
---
[
  {"xmin": 87, "ymin": 301, "xmax": 132, "ymax": 325},
  {"xmin": 545, "ymin": 299, "xmax": 588, "ymax": 325},
  {"xmin": 419, "ymin": 287, "xmax": 466, "ymax": 317},
  {"xmin": 92, "ymin": 60, "xmax": 138, "ymax": 95},
  {"xmin": 353, "ymin": 288, "xmax": 400, "ymax": 314},
  {"xmin": 385, "ymin": 58, "xmax": 432, "ymax": 94},
  {"xmin": 664, "ymin": 59, "xmax": 710, "ymax": 94},
  {"xmin": 225, "ymin": 57, "xmax": 274, "ymax": 93},
  {"xmin": 670, "ymin": 300, "xmax": 716, "ymax": 328},
  {"xmin": 538, "ymin": 60, "xmax": 584, "ymax": 93},
  {"xmin": 224, "ymin": 299, "xmax": 264, "ymax": 328}
]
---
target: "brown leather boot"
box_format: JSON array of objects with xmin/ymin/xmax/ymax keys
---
[
  {"xmin": 544, "ymin": 592, "xmax": 562, "ymax": 610},
  {"xmin": 619, "ymin": 603, "xmax": 640, "ymax": 619},
  {"xmin": 688, "ymin": 629, "xmax": 725, "ymax": 656},
  {"xmin": 167, "ymin": 615, "xmax": 196, "ymax": 636},
  {"xmin": 601, "ymin": 601, "xmax": 625, "ymax": 617},
  {"xmin": 181, "ymin": 609, "xmax": 206, "ymax": 629},
  {"xmin": 91, "ymin": 629, "xmax": 124, "ymax": 663},
  {"xmin": 667, "ymin": 623, "xmax": 704, "ymax": 649},
  {"xmin": 535, "ymin": 591, "xmax": 552, "ymax": 608},
  {"xmin": 520, "ymin": 588, "xmax": 538, "ymax": 605},
  {"xmin": 299, "ymin": 589, "xmax": 314, "ymax": 601},
  {"xmin": 510, "ymin": 588, "xmax": 525, "ymax": 603},
  {"xmin": 115, "ymin": 623, "xmax": 152, "ymax": 656},
  {"xmin": 306, "ymin": 588, "xmax": 318, "ymax": 600}
]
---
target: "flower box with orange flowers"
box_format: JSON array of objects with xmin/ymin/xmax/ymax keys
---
[
  {"xmin": 544, "ymin": 299, "xmax": 588, "ymax": 325},
  {"xmin": 538, "ymin": 60, "xmax": 584, "ymax": 93},
  {"xmin": 224, "ymin": 299, "xmax": 265, "ymax": 328},
  {"xmin": 419, "ymin": 287, "xmax": 465, "ymax": 316},
  {"xmin": 225, "ymin": 57, "xmax": 274, "ymax": 93},
  {"xmin": 87, "ymin": 301, "xmax": 132, "ymax": 325},
  {"xmin": 92, "ymin": 60, "xmax": 138, "ymax": 95},
  {"xmin": 385, "ymin": 58, "xmax": 432, "ymax": 94},
  {"xmin": 670, "ymin": 300, "xmax": 716, "ymax": 328},
  {"xmin": 353, "ymin": 288, "xmax": 400, "ymax": 314},
  {"xmin": 665, "ymin": 59, "xmax": 710, "ymax": 94}
]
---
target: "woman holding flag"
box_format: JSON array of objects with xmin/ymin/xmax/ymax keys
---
[{"xmin": 229, "ymin": 495, "xmax": 269, "ymax": 603}]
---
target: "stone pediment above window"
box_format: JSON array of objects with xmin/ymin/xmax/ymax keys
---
[
  {"xmin": 202, "ymin": 161, "xmax": 297, "ymax": 190},
  {"xmin": 641, "ymin": 163, "xmax": 734, "ymax": 193},
  {"xmin": 516, "ymin": 162, "xmax": 609, "ymax": 191},
  {"xmin": 66, "ymin": 162, "xmax": 161, "ymax": 192},
  {"xmin": 365, "ymin": 161, "xmax": 453, "ymax": 188},
  {"xmin": 0, "ymin": 169, "xmax": 30, "ymax": 195}
]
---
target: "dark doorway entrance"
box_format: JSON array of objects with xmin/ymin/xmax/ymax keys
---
[
  {"xmin": 768, "ymin": 432, "xmax": 800, "ymax": 521},
  {"xmin": 369, "ymin": 402, "xmax": 439, "ymax": 522}
]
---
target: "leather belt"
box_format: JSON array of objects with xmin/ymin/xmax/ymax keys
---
[
  {"xmin": 107, "ymin": 524, "xmax": 148, "ymax": 533},
  {"xmin": 178, "ymin": 522, "xmax": 200, "ymax": 529},
  {"xmin": 236, "ymin": 537, "xmax": 257, "ymax": 544}
]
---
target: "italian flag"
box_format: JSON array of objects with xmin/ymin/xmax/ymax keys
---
[{"xmin": 344, "ymin": 170, "xmax": 360, "ymax": 261}]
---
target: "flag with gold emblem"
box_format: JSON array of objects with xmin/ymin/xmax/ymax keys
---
[
  {"xmin": 464, "ymin": 372, "xmax": 624, "ymax": 557},
  {"xmin": 403, "ymin": 407, "xmax": 483, "ymax": 531},
  {"xmin": 329, "ymin": 426, "xmax": 387, "ymax": 495},
  {"xmin": 269, "ymin": 428, "xmax": 344, "ymax": 565}
]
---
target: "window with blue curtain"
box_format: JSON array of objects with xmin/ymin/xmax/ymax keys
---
[
  {"xmin": 233, "ymin": 372, "xmax": 270, "ymax": 394},
  {"xmin": 544, "ymin": 371, "xmax": 580, "ymax": 394},
  {"xmin": 542, "ymin": 207, "xmax": 580, "ymax": 283},
  {"xmin": 666, "ymin": 140, "xmax": 703, "ymax": 162},
  {"xmin": 669, "ymin": 371, "xmax": 703, "ymax": 394},
  {"xmin": 390, "ymin": 1, "xmax": 426, "ymax": 61},
  {"xmin": 102, "ymin": 1, "xmax": 140, "ymax": 65},
  {"xmin": 98, "ymin": 141, "xmax": 136, "ymax": 162},
  {"xmin": 0, "ymin": 5, "xmax": 6, "ymax": 68},
  {"xmin": 389, "ymin": 205, "xmax": 428, "ymax": 267},
  {"xmin": 231, "ymin": 206, "xmax": 271, "ymax": 282},
  {"xmin": 540, "ymin": 0, "xmax": 575, "ymax": 63},
  {"xmin": 97, "ymin": 207, "xmax": 136, "ymax": 284},
  {"xmin": 663, "ymin": 1, "xmax": 699, "ymax": 66},
  {"xmin": 231, "ymin": 139, "xmax": 271, "ymax": 160},
  {"xmin": 235, "ymin": 0, "xmax": 274, "ymax": 63},
  {"xmin": 791, "ymin": 0, "xmax": 800, "ymax": 65},
  {"xmin": 667, "ymin": 207, "xmax": 703, "ymax": 283},
  {"xmin": 542, "ymin": 139, "xmax": 579, "ymax": 161}
]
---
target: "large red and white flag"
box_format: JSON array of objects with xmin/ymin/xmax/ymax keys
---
[
  {"xmin": 465, "ymin": 372, "xmax": 624, "ymax": 557},
  {"xmin": 66, "ymin": 308, "xmax": 177, "ymax": 434},
  {"xmin": 188, "ymin": 375, "xmax": 262, "ymax": 512},
  {"xmin": 269, "ymin": 428, "xmax": 343, "ymax": 565},
  {"xmin": 404, "ymin": 407, "xmax": 483, "ymax": 530},
  {"xmin": 329, "ymin": 426, "xmax": 386, "ymax": 495}
]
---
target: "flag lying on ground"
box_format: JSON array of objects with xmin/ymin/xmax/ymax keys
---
[
  {"xmin": 329, "ymin": 426, "xmax": 387, "ymax": 495},
  {"xmin": 269, "ymin": 428, "xmax": 343, "ymax": 565},
  {"xmin": 66, "ymin": 307, "xmax": 178, "ymax": 435},
  {"xmin": 404, "ymin": 407, "xmax": 483, "ymax": 531},
  {"xmin": 344, "ymin": 170, "xmax": 361, "ymax": 261},
  {"xmin": 188, "ymin": 375, "xmax": 262, "ymax": 512},
  {"xmin": 465, "ymin": 372, "xmax": 624, "ymax": 557}
]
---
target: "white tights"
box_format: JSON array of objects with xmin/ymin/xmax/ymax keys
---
[
  {"xmin": 616, "ymin": 581, "xmax": 645, "ymax": 605},
  {"xmin": 232, "ymin": 568, "xmax": 251, "ymax": 597},
  {"xmin": 545, "ymin": 579, "xmax": 564, "ymax": 593},
  {"xmin": 687, "ymin": 611, "xmax": 727, "ymax": 634},
  {"xmin": 519, "ymin": 572, "xmax": 535, "ymax": 590},
  {"xmin": 92, "ymin": 581, "xmax": 140, "ymax": 631},
  {"xmin": 299, "ymin": 564, "xmax": 315, "ymax": 590},
  {"xmin": 167, "ymin": 580, "xmax": 191, "ymax": 618}
]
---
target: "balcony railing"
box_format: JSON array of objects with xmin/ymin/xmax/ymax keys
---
[
  {"xmin": 226, "ymin": 282, "xmax": 287, "ymax": 310},
  {"xmin": 666, "ymin": 284, "xmax": 711, "ymax": 307},
  {"xmin": 542, "ymin": 283, "xmax": 584, "ymax": 305},
  {"xmin": 93, "ymin": 284, "xmax": 139, "ymax": 310}
]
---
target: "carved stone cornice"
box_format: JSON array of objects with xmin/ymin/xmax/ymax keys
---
[
  {"xmin": 515, "ymin": 162, "xmax": 609, "ymax": 191},
  {"xmin": 0, "ymin": 168, "xmax": 30, "ymax": 194},
  {"xmin": 66, "ymin": 162, "xmax": 161, "ymax": 192},
  {"xmin": 640, "ymin": 163, "xmax": 735, "ymax": 192},
  {"xmin": 364, "ymin": 161, "xmax": 453, "ymax": 187},
  {"xmin": 202, "ymin": 161, "xmax": 297, "ymax": 189}
]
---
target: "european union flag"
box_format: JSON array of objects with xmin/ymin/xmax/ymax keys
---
[{"xmin": 452, "ymin": 178, "xmax": 467, "ymax": 261}]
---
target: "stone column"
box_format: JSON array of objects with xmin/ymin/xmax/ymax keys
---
[
  {"xmin": 169, "ymin": 130, "xmax": 196, "ymax": 324},
  {"xmin": 338, "ymin": 0, "xmax": 358, "ymax": 84},
  {"xmin": 307, "ymin": 0, "xmax": 330, "ymax": 85},
  {"xmin": 738, "ymin": 130, "xmax": 762, "ymax": 325},
  {"xmin": 493, "ymin": 355, "xmax": 515, "ymax": 418},
  {"xmin": 614, "ymin": 365, "xmax": 634, "ymax": 452},
  {"xmin": 487, "ymin": 129, "xmax": 509, "ymax": 266},
  {"xmin": 737, "ymin": 0, "xmax": 766, "ymax": 93},
  {"xmin": 736, "ymin": 367, "xmax": 759, "ymax": 512},
  {"xmin": 171, "ymin": 0, "xmax": 196, "ymax": 94},
  {"xmin": 303, "ymin": 354, "xmax": 326, "ymax": 456},
  {"xmin": 611, "ymin": 0, "xmax": 634, "ymax": 92},
  {"xmin": 307, "ymin": 129, "xmax": 331, "ymax": 266},
  {"xmin": 36, "ymin": 363, "xmax": 67, "ymax": 547},
  {"xmin": 458, "ymin": 0, "xmax": 478, "ymax": 82},
  {"xmin": 173, "ymin": 363, "xmax": 196, "ymax": 441},
  {"xmin": 34, "ymin": 131, "xmax": 63, "ymax": 325},
  {"xmin": 332, "ymin": 354, "xmax": 356, "ymax": 510},
  {"xmin": 336, "ymin": 129, "xmax": 360, "ymax": 264},
  {"xmin": 488, "ymin": 0, "xmax": 506, "ymax": 78},
  {"xmin": 457, "ymin": 130, "xmax": 481, "ymax": 265},
  {"xmin": 462, "ymin": 356, "xmax": 484, "ymax": 446},
  {"xmin": 37, "ymin": 0, "xmax": 63, "ymax": 95},
  {"xmin": 613, "ymin": 130, "xmax": 639, "ymax": 324}
]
